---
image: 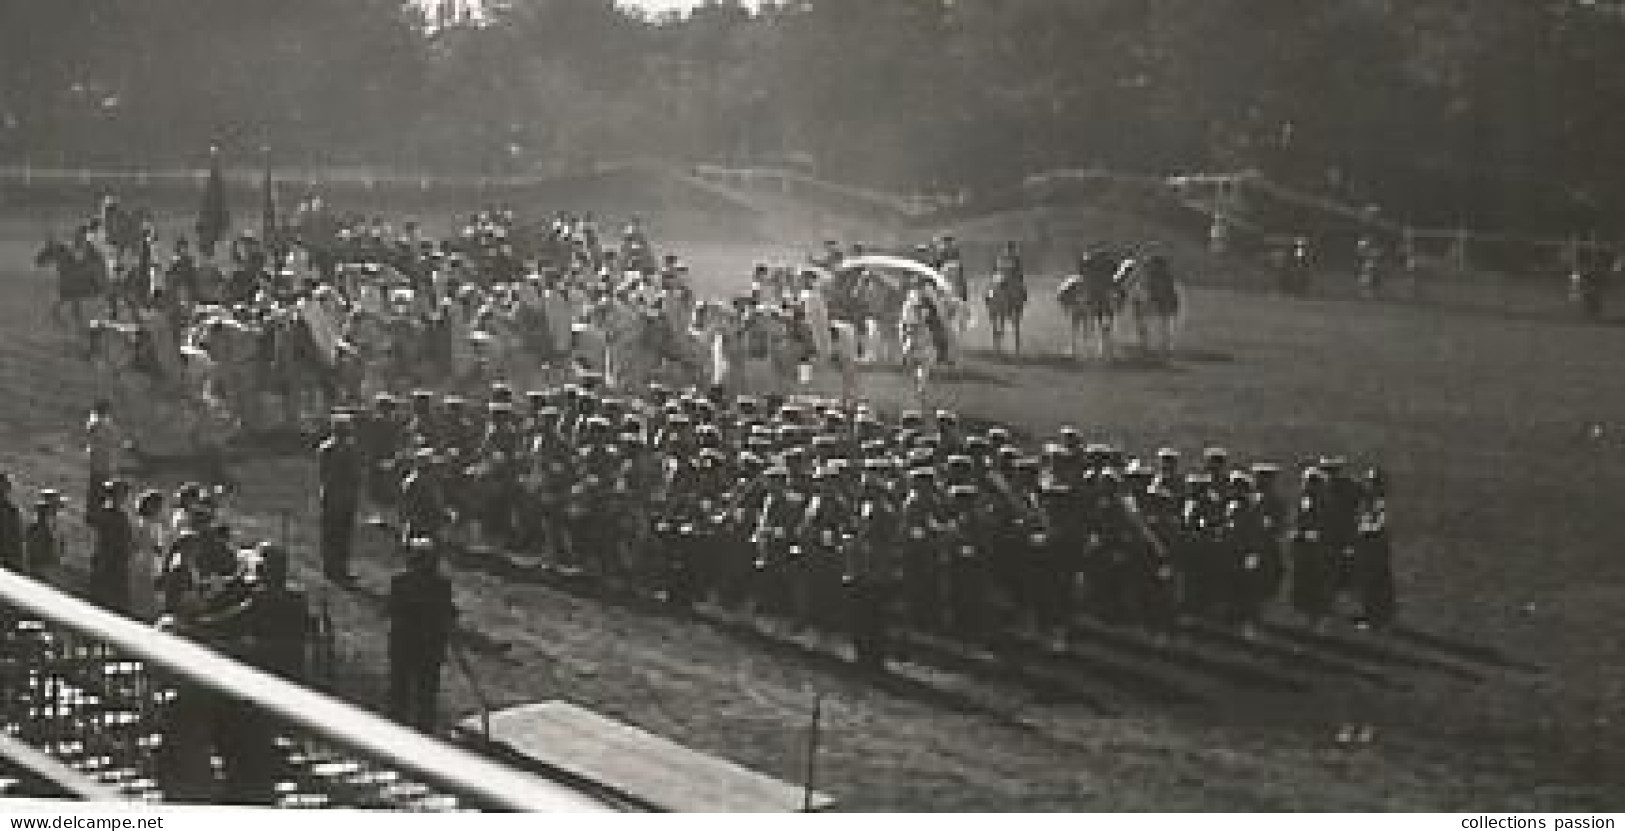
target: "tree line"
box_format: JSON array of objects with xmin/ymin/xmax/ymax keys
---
[{"xmin": 1, "ymin": 0, "xmax": 1621, "ymax": 232}]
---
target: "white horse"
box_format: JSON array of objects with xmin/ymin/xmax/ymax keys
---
[{"xmin": 898, "ymin": 290, "xmax": 941, "ymax": 405}]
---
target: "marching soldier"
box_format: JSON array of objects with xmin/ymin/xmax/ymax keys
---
[
  {"xmin": 1178, "ymin": 471, "xmax": 1228, "ymax": 617},
  {"xmin": 897, "ymin": 467, "xmax": 948, "ymax": 631},
  {"xmin": 398, "ymin": 450, "xmax": 452, "ymax": 547},
  {"xmin": 941, "ymin": 483, "xmax": 995, "ymax": 642},
  {"xmin": 845, "ymin": 459, "xmax": 901, "ymax": 669},
  {"xmin": 1352, "ymin": 468, "xmax": 1395, "ymax": 629},
  {"xmin": 796, "ymin": 466, "xmax": 851, "ymax": 632},
  {"xmin": 1028, "ymin": 479, "xmax": 1083, "ymax": 647},
  {"xmin": 1223, "ymin": 471, "xmax": 1281, "ymax": 633},
  {"xmin": 1290, "ymin": 466, "xmax": 1336, "ymax": 627},
  {"xmin": 522, "ymin": 406, "xmax": 572, "ymax": 558},
  {"xmin": 750, "ymin": 465, "xmax": 804, "ymax": 623}
]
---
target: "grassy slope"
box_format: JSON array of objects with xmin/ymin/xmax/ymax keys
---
[{"xmin": 1, "ymin": 215, "xmax": 1623, "ymax": 810}]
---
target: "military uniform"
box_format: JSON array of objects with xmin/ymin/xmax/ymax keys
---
[
  {"xmin": 1352, "ymin": 470, "xmax": 1395, "ymax": 628},
  {"xmin": 845, "ymin": 468, "xmax": 901, "ymax": 669}
]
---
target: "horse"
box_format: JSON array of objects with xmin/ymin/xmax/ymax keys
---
[
  {"xmin": 847, "ymin": 272, "xmax": 904, "ymax": 365},
  {"xmin": 984, "ymin": 272, "xmax": 1028, "ymax": 355},
  {"xmin": 36, "ymin": 238, "xmax": 98, "ymax": 342},
  {"xmin": 689, "ymin": 301, "xmax": 743, "ymax": 395},
  {"xmin": 190, "ymin": 314, "xmax": 266, "ymax": 431},
  {"xmin": 85, "ymin": 317, "xmax": 220, "ymax": 451},
  {"xmin": 732, "ymin": 307, "xmax": 800, "ymax": 398},
  {"xmin": 1058, "ymin": 251, "xmax": 1123, "ymax": 360},
  {"xmin": 1118, "ymin": 254, "xmax": 1181, "ymax": 360},
  {"xmin": 898, "ymin": 291, "xmax": 941, "ymax": 405},
  {"xmin": 261, "ymin": 309, "xmax": 354, "ymax": 432},
  {"xmin": 102, "ymin": 203, "xmax": 153, "ymax": 267}
]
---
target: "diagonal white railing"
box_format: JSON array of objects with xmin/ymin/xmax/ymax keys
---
[{"xmin": 0, "ymin": 569, "xmax": 618, "ymax": 812}]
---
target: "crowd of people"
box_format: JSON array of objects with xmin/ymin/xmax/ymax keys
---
[{"xmin": 316, "ymin": 375, "xmax": 1398, "ymax": 670}]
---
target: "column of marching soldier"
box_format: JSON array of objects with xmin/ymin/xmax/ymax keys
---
[{"xmin": 317, "ymin": 374, "xmax": 1397, "ymax": 671}]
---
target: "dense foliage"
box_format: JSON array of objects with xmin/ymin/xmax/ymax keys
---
[{"xmin": 3, "ymin": 0, "xmax": 1622, "ymax": 230}]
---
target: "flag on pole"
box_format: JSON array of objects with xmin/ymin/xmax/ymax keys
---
[
  {"xmin": 260, "ymin": 146, "xmax": 279, "ymax": 256},
  {"xmin": 195, "ymin": 145, "xmax": 230, "ymax": 257}
]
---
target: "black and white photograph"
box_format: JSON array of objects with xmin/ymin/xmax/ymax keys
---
[{"xmin": 0, "ymin": 0, "xmax": 1621, "ymax": 816}]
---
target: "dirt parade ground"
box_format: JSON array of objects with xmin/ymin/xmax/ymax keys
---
[{"xmin": 3, "ymin": 213, "xmax": 1624, "ymax": 811}]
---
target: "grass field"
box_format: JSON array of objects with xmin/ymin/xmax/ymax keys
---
[{"xmin": 2, "ymin": 216, "xmax": 1623, "ymax": 811}]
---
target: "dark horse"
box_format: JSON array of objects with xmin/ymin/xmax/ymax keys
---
[{"xmin": 260, "ymin": 310, "xmax": 356, "ymax": 431}]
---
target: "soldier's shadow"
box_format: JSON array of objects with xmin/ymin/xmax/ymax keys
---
[{"xmin": 964, "ymin": 348, "xmax": 1195, "ymax": 375}]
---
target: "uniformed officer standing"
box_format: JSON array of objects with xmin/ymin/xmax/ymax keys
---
[
  {"xmin": 317, "ymin": 414, "xmax": 364, "ymax": 585},
  {"xmin": 1290, "ymin": 467, "xmax": 1336, "ymax": 627},
  {"xmin": 1352, "ymin": 468, "xmax": 1396, "ymax": 629},
  {"xmin": 845, "ymin": 460, "xmax": 901, "ymax": 669},
  {"xmin": 388, "ymin": 539, "xmax": 457, "ymax": 733}
]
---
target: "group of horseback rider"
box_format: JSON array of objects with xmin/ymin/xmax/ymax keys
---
[{"xmin": 319, "ymin": 377, "xmax": 1396, "ymax": 668}]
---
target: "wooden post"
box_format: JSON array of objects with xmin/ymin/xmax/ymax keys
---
[{"xmin": 802, "ymin": 693, "xmax": 823, "ymax": 812}]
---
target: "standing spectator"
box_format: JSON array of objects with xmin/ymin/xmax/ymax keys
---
[
  {"xmin": 187, "ymin": 543, "xmax": 311, "ymax": 805},
  {"xmin": 0, "ymin": 473, "xmax": 23, "ymax": 572},
  {"xmin": 24, "ymin": 491, "xmax": 65, "ymax": 585},
  {"xmin": 388, "ymin": 539, "xmax": 457, "ymax": 733},
  {"xmin": 130, "ymin": 490, "xmax": 169, "ymax": 621},
  {"xmin": 84, "ymin": 399, "xmax": 124, "ymax": 511},
  {"xmin": 89, "ymin": 479, "xmax": 136, "ymax": 614},
  {"xmin": 318, "ymin": 414, "xmax": 363, "ymax": 585}
]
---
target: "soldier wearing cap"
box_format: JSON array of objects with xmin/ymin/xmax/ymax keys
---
[
  {"xmin": 898, "ymin": 467, "xmax": 947, "ymax": 630},
  {"xmin": 473, "ymin": 402, "xmax": 525, "ymax": 547},
  {"xmin": 650, "ymin": 444, "xmax": 706, "ymax": 607},
  {"xmin": 1152, "ymin": 448, "xmax": 1184, "ymax": 500},
  {"xmin": 567, "ymin": 428, "xmax": 624, "ymax": 578},
  {"xmin": 844, "ymin": 455, "xmax": 902, "ymax": 670},
  {"xmin": 1228, "ymin": 471, "xmax": 1281, "ymax": 630},
  {"xmin": 1088, "ymin": 468, "xmax": 1170, "ymax": 626},
  {"xmin": 791, "ymin": 466, "xmax": 849, "ymax": 631},
  {"xmin": 1290, "ymin": 465, "xmax": 1336, "ymax": 626},
  {"xmin": 1178, "ymin": 471, "xmax": 1227, "ymax": 616},
  {"xmin": 398, "ymin": 449, "xmax": 451, "ymax": 547},
  {"xmin": 749, "ymin": 465, "xmax": 803, "ymax": 620},
  {"xmin": 1201, "ymin": 447, "xmax": 1230, "ymax": 490},
  {"xmin": 1352, "ymin": 468, "xmax": 1395, "ymax": 629},
  {"xmin": 941, "ymin": 483, "xmax": 995, "ymax": 640},
  {"xmin": 317, "ymin": 412, "xmax": 364, "ymax": 585}
]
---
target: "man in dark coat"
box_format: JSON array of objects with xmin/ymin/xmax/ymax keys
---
[
  {"xmin": 317, "ymin": 414, "xmax": 364, "ymax": 585},
  {"xmin": 0, "ymin": 473, "xmax": 23, "ymax": 572},
  {"xmin": 88, "ymin": 479, "xmax": 135, "ymax": 615},
  {"xmin": 388, "ymin": 539, "xmax": 457, "ymax": 733}
]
